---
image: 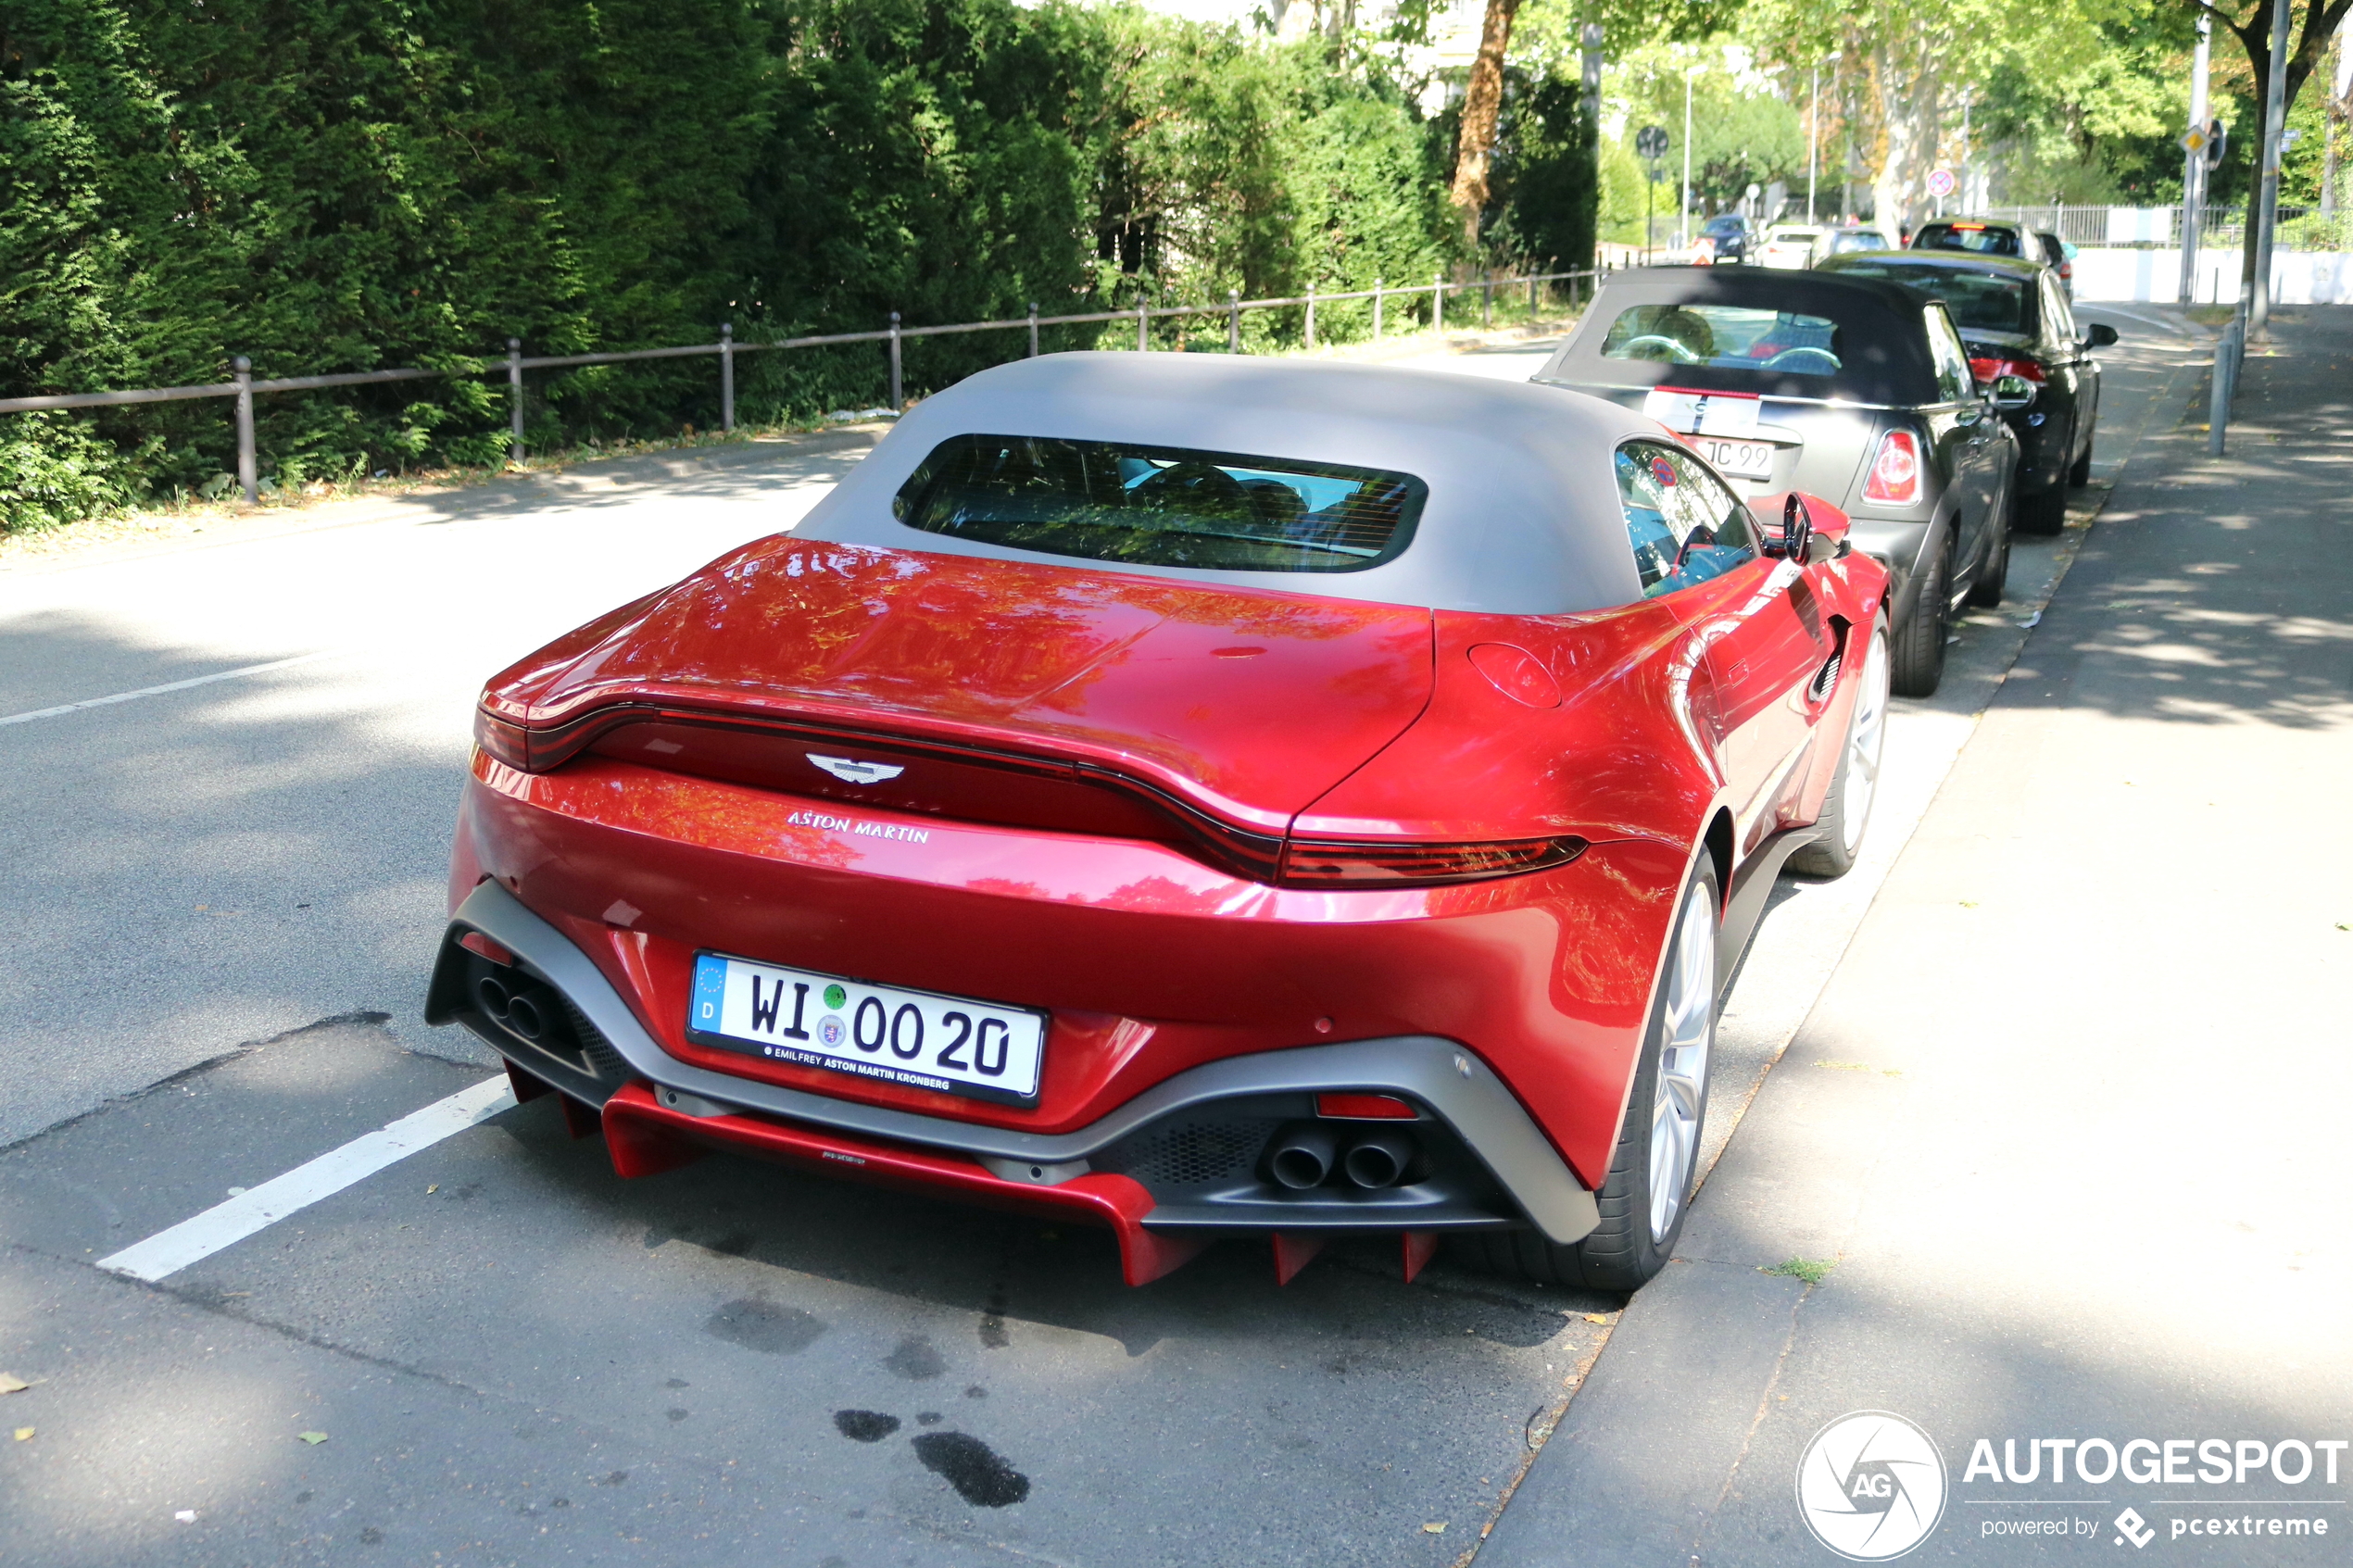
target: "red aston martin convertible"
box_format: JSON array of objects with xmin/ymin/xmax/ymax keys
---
[{"xmin": 427, "ymin": 353, "xmax": 1889, "ymax": 1292}]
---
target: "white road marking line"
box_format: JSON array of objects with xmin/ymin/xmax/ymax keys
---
[
  {"xmin": 0, "ymin": 649, "xmax": 340, "ymax": 728},
  {"xmin": 97, "ymin": 1075, "xmax": 516, "ymax": 1283}
]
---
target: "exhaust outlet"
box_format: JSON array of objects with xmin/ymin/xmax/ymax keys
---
[
  {"xmin": 502, "ymin": 991, "xmax": 547, "ymax": 1042},
  {"xmin": 473, "ymin": 972, "xmax": 547, "ymax": 1043},
  {"xmin": 474, "ymin": 974, "xmax": 513, "ymax": 1019},
  {"xmin": 1266, "ymin": 1123, "xmax": 1339, "ymax": 1189},
  {"xmin": 1341, "ymin": 1129, "xmax": 1417, "ymax": 1189}
]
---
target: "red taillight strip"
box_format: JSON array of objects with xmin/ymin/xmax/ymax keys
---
[
  {"xmin": 1278, "ymin": 835, "xmax": 1588, "ymax": 887},
  {"xmin": 1967, "ymin": 355, "xmax": 2046, "ymax": 384}
]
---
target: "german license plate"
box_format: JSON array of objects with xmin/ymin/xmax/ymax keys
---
[
  {"xmin": 1692, "ymin": 436, "xmax": 1777, "ymax": 479},
  {"xmin": 686, "ymin": 953, "xmax": 1046, "ymax": 1104}
]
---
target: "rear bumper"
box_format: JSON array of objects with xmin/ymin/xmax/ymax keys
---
[{"xmin": 430, "ymin": 880, "xmax": 1603, "ymax": 1259}]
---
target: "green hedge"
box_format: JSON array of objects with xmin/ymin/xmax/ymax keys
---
[{"xmin": 1, "ymin": 1, "xmax": 1591, "ymax": 529}]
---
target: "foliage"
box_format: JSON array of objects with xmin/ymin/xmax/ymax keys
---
[
  {"xmin": 1, "ymin": 0, "xmax": 1484, "ymax": 531},
  {"xmin": 1603, "ymin": 44, "xmax": 1807, "ymax": 219}
]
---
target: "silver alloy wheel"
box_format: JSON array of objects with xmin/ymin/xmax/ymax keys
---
[
  {"xmin": 1647, "ymin": 885, "xmax": 1718, "ymax": 1243},
  {"xmin": 1840, "ymin": 631, "xmax": 1892, "ymax": 857}
]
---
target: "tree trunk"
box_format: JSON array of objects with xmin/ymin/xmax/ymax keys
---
[
  {"xmin": 1870, "ymin": 38, "xmax": 1941, "ymax": 235},
  {"xmin": 1450, "ymin": 0, "xmax": 1523, "ymax": 245}
]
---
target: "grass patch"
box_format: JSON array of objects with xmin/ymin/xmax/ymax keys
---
[{"xmin": 1760, "ymin": 1257, "xmax": 1836, "ymax": 1286}]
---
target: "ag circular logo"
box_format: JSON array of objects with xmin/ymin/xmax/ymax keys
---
[{"xmin": 1795, "ymin": 1411, "xmax": 1948, "ymax": 1561}]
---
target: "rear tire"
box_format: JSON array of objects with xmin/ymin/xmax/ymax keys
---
[
  {"xmin": 1888, "ymin": 533, "xmax": 1950, "ymax": 698},
  {"xmin": 1789, "ymin": 628, "xmax": 1890, "ymax": 879},
  {"xmin": 1454, "ymin": 863, "xmax": 1720, "ymax": 1293},
  {"xmin": 2015, "ymin": 482, "xmax": 2067, "ymax": 535},
  {"xmin": 1965, "ymin": 515, "xmax": 2010, "ymax": 608}
]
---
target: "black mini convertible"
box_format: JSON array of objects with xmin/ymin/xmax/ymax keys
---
[{"xmin": 1535, "ymin": 267, "xmax": 2023, "ymax": 697}]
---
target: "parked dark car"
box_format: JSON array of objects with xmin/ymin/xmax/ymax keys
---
[
  {"xmin": 1910, "ymin": 218, "xmax": 2038, "ymax": 258},
  {"xmin": 1699, "ymin": 213, "xmax": 1757, "ymax": 264},
  {"xmin": 1818, "ymin": 251, "xmax": 2114, "ymax": 533},
  {"xmin": 1534, "ymin": 267, "xmax": 2020, "ymax": 697},
  {"xmin": 2035, "ymin": 229, "xmax": 2075, "ymax": 296}
]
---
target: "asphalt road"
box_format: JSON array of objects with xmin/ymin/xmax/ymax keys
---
[{"xmin": 0, "ymin": 313, "xmax": 2194, "ymax": 1564}]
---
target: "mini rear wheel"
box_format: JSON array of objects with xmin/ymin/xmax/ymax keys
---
[
  {"xmin": 1455, "ymin": 861, "xmax": 1719, "ymax": 1292},
  {"xmin": 1965, "ymin": 518, "xmax": 2010, "ymax": 608}
]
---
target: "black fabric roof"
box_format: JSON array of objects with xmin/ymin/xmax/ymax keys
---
[{"xmin": 1534, "ymin": 267, "xmax": 1945, "ymax": 407}]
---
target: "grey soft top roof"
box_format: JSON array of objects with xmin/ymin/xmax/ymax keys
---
[
  {"xmin": 791, "ymin": 351, "xmax": 1654, "ymax": 615},
  {"xmin": 1534, "ymin": 266, "xmax": 1943, "ymax": 407}
]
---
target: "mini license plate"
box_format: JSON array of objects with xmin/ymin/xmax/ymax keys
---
[
  {"xmin": 686, "ymin": 953, "xmax": 1046, "ymax": 1104},
  {"xmin": 1691, "ymin": 435, "xmax": 1777, "ymax": 479}
]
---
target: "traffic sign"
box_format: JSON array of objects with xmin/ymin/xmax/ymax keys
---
[
  {"xmin": 1636, "ymin": 125, "xmax": 1669, "ymax": 161},
  {"xmin": 2204, "ymin": 119, "xmax": 2228, "ymax": 169},
  {"xmin": 2181, "ymin": 126, "xmax": 2208, "ymax": 154},
  {"xmin": 1926, "ymin": 168, "xmax": 1957, "ymax": 198}
]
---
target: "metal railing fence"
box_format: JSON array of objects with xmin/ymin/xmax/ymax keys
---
[
  {"xmin": 1, "ymin": 268, "xmax": 1599, "ymax": 507},
  {"xmin": 1977, "ymin": 204, "xmax": 2333, "ymax": 250}
]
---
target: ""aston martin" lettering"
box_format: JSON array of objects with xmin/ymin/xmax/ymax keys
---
[{"xmin": 784, "ymin": 809, "xmax": 931, "ymax": 844}]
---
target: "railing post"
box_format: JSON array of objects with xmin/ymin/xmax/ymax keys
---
[
  {"xmin": 233, "ymin": 355, "xmax": 256, "ymax": 506},
  {"xmin": 720, "ymin": 322, "xmax": 735, "ymax": 433},
  {"xmin": 1372, "ymin": 278, "xmax": 1383, "ymax": 340},
  {"xmin": 1305, "ymin": 282, "xmax": 1316, "ymax": 351},
  {"xmin": 1529, "ymin": 273, "xmax": 1539, "ymax": 315},
  {"xmin": 1482, "ymin": 272, "xmax": 1493, "ymax": 330},
  {"xmin": 1137, "ymin": 293, "xmax": 1149, "ymax": 352},
  {"xmin": 507, "ymin": 338, "xmax": 523, "ymax": 467},
  {"xmin": 1028, "ymin": 302, "xmax": 1039, "ymax": 358},
  {"xmin": 1433, "ymin": 271, "xmax": 1444, "ymax": 335},
  {"xmin": 888, "ymin": 312, "xmax": 902, "ymax": 408},
  {"xmin": 1227, "ymin": 289, "xmax": 1240, "ymax": 353}
]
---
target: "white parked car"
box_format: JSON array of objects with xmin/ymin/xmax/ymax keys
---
[{"xmin": 1758, "ymin": 225, "xmax": 1826, "ymax": 269}]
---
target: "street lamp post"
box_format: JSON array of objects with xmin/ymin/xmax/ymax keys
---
[
  {"xmin": 2180, "ymin": 13, "xmax": 2211, "ymax": 306},
  {"xmin": 2251, "ymin": 0, "xmax": 2291, "ymax": 333},
  {"xmin": 1808, "ymin": 55, "xmax": 1842, "ymax": 224},
  {"xmin": 1680, "ymin": 67, "xmax": 1694, "ymax": 252}
]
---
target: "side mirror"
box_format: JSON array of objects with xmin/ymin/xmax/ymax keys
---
[
  {"xmin": 1991, "ymin": 373, "xmax": 2037, "ymax": 411},
  {"xmin": 2082, "ymin": 322, "xmax": 2119, "ymax": 348},
  {"xmin": 1799, "ymin": 495, "xmax": 1852, "ymax": 564},
  {"xmin": 1775, "ymin": 493, "xmax": 1813, "ymax": 561}
]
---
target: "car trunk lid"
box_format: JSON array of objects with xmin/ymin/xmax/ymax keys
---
[{"xmin": 492, "ymin": 539, "xmax": 1436, "ymax": 855}]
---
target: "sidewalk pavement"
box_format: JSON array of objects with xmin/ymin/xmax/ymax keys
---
[{"xmin": 1480, "ymin": 307, "xmax": 2353, "ymax": 1565}]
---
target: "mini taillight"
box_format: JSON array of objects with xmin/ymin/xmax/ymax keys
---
[
  {"xmin": 459, "ymin": 930, "xmax": 516, "ymax": 965},
  {"xmin": 1862, "ymin": 430, "xmax": 1922, "ymax": 506},
  {"xmin": 1967, "ymin": 356, "xmax": 2045, "ymax": 385},
  {"xmin": 1317, "ymin": 1093, "xmax": 1416, "ymax": 1120},
  {"xmin": 473, "ymin": 706, "xmax": 532, "ymax": 770},
  {"xmin": 1279, "ymin": 835, "xmax": 1586, "ymax": 887}
]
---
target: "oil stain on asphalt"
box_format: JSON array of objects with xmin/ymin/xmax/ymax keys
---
[
  {"xmin": 883, "ymin": 1334, "xmax": 946, "ymax": 1379},
  {"xmin": 704, "ymin": 1297, "xmax": 826, "ymax": 1353},
  {"xmin": 832, "ymin": 1410, "xmax": 901, "ymax": 1442},
  {"xmin": 911, "ymin": 1432, "xmax": 1030, "ymax": 1507}
]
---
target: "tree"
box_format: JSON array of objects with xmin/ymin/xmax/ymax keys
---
[
  {"xmin": 1450, "ymin": 0, "xmax": 1525, "ymax": 241},
  {"xmin": 2183, "ymin": 0, "xmax": 2353, "ymax": 291}
]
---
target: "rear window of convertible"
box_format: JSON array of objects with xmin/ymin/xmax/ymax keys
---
[
  {"xmin": 891, "ymin": 435, "xmax": 1427, "ymax": 573},
  {"xmin": 1599, "ymin": 303, "xmax": 1843, "ymax": 379}
]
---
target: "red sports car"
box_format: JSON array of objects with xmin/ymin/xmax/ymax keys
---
[{"xmin": 427, "ymin": 354, "xmax": 1890, "ymax": 1292}]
